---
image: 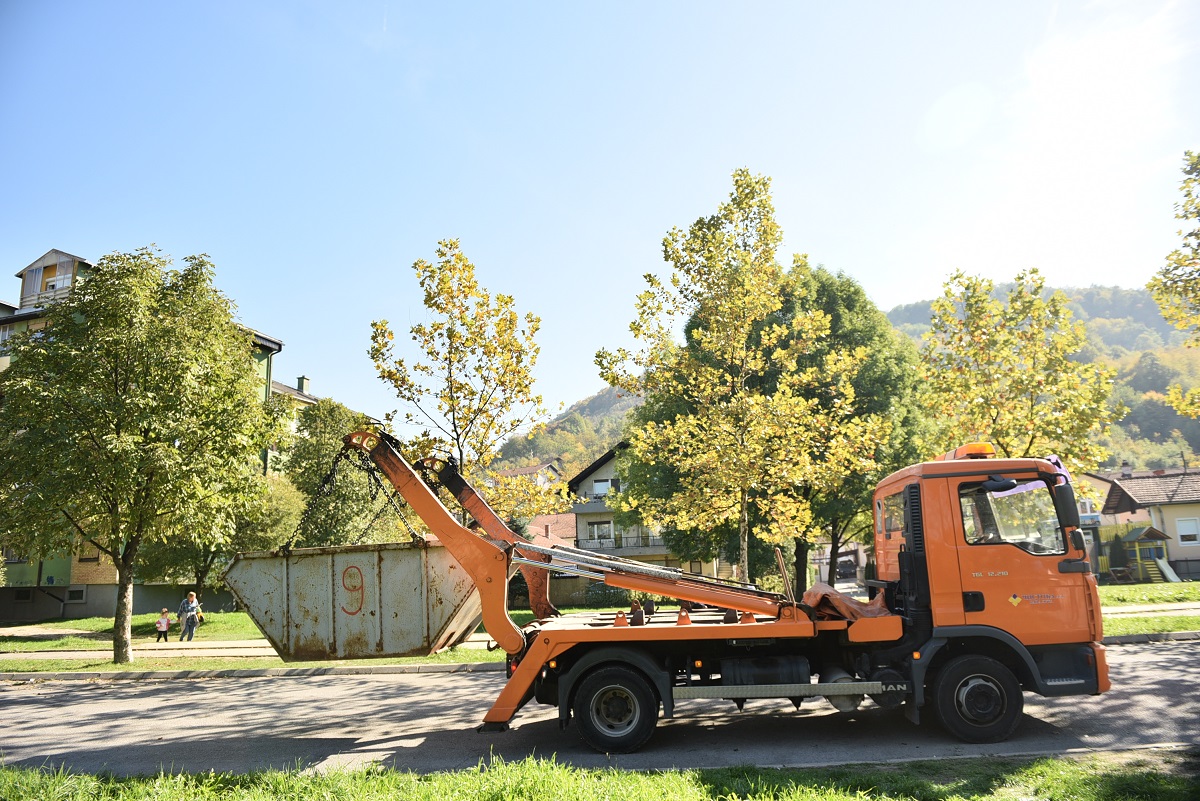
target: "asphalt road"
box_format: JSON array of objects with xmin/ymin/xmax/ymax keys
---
[{"xmin": 2, "ymin": 641, "xmax": 1197, "ymax": 776}]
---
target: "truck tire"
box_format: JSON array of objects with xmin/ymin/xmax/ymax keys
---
[
  {"xmin": 931, "ymin": 655, "xmax": 1023, "ymax": 743},
  {"xmin": 573, "ymin": 665, "xmax": 658, "ymax": 753}
]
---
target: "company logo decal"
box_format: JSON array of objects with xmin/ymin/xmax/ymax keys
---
[{"xmin": 1010, "ymin": 592, "xmax": 1064, "ymax": 607}]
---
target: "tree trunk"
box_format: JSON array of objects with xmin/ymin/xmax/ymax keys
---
[
  {"xmin": 793, "ymin": 538, "xmax": 810, "ymax": 597},
  {"xmin": 194, "ymin": 549, "xmax": 219, "ymax": 598},
  {"xmin": 827, "ymin": 516, "xmax": 842, "ymax": 585},
  {"xmin": 112, "ymin": 563, "xmax": 135, "ymax": 664},
  {"xmin": 738, "ymin": 488, "xmax": 750, "ymax": 582}
]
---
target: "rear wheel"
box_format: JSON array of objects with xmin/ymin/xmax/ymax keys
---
[
  {"xmin": 573, "ymin": 665, "xmax": 658, "ymax": 753},
  {"xmin": 931, "ymin": 655, "xmax": 1023, "ymax": 743}
]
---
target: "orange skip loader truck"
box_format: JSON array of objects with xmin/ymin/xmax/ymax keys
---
[{"xmin": 310, "ymin": 432, "xmax": 1111, "ymax": 753}]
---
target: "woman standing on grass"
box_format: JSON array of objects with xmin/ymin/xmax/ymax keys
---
[{"xmin": 177, "ymin": 591, "xmax": 203, "ymax": 642}]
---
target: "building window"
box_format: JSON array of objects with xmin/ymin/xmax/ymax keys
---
[
  {"xmin": 78, "ymin": 544, "xmax": 100, "ymax": 563},
  {"xmin": 591, "ymin": 479, "xmax": 612, "ymax": 498},
  {"xmin": 1079, "ymin": 498, "xmax": 1096, "ymax": 514},
  {"xmin": 0, "ymin": 324, "xmax": 13, "ymax": 347},
  {"xmin": 1176, "ymin": 517, "xmax": 1199, "ymax": 546},
  {"xmin": 14, "ymin": 588, "xmax": 33, "ymax": 603},
  {"xmin": 40, "ymin": 261, "xmax": 74, "ymax": 292},
  {"xmin": 3, "ymin": 547, "xmax": 27, "ymax": 564},
  {"xmin": 587, "ymin": 521, "xmax": 613, "ymax": 540},
  {"xmin": 66, "ymin": 587, "xmax": 86, "ymax": 603},
  {"xmin": 21, "ymin": 266, "xmax": 42, "ymax": 298}
]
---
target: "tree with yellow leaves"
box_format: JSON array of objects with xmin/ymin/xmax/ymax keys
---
[
  {"xmin": 598, "ymin": 170, "xmax": 884, "ymax": 585},
  {"xmin": 1149, "ymin": 151, "xmax": 1200, "ymax": 416},
  {"xmin": 921, "ymin": 268, "xmax": 1117, "ymax": 476},
  {"xmin": 370, "ymin": 240, "xmax": 565, "ymax": 523}
]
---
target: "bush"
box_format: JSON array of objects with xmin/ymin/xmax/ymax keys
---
[{"xmin": 583, "ymin": 584, "xmax": 631, "ymax": 607}]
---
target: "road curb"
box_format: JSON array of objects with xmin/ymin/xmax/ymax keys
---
[
  {"xmin": 0, "ymin": 661, "xmax": 506, "ymax": 682},
  {"xmin": 1101, "ymin": 630, "xmax": 1200, "ymax": 644},
  {"xmin": 4, "ymin": 633, "xmax": 1199, "ymax": 683}
]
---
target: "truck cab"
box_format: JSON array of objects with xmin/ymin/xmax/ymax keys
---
[{"xmin": 872, "ymin": 443, "xmax": 1108, "ymax": 741}]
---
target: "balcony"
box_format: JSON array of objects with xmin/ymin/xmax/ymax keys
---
[
  {"xmin": 19, "ymin": 286, "xmax": 72, "ymax": 310},
  {"xmin": 571, "ymin": 495, "xmax": 614, "ymax": 514},
  {"xmin": 578, "ymin": 534, "xmax": 666, "ymax": 552}
]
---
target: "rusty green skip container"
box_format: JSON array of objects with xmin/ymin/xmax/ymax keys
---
[{"xmin": 222, "ymin": 540, "xmax": 482, "ymax": 661}]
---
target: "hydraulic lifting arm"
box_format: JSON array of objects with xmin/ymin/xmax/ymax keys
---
[
  {"xmin": 342, "ymin": 431, "xmax": 526, "ymax": 655},
  {"xmin": 346, "ymin": 430, "xmax": 805, "ymax": 647},
  {"xmin": 422, "ymin": 456, "xmax": 561, "ymax": 619}
]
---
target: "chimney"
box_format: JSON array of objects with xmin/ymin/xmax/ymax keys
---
[
  {"xmin": 1153, "ymin": 469, "xmax": 1165, "ymax": 476},
  {"xmin": 297, "ymin": 375, "xmax": 310, "ymax": 394},
  {"xmin": 1120, "ymin": 460, "xmax": 1132, "ymax": 479}
]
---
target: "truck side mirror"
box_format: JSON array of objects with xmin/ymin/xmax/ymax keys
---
[
  {"xmin": 1053, "ymin": 482, "xmax": 1081, "ymax": 531},
  {"xmin": 1071, "ymin": 530, "xmax": 1086, "ymax": 552}
]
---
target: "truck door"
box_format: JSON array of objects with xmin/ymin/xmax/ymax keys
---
[{"xmin": 953, "ymin": 474, "xmax": 1094, "ymax": 646}]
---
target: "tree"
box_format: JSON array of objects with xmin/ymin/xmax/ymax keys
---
[
  {"xmin": 138, "ymin": 472, "xmax": 305, "ymax": 593},
  {"xmin": 920, "ymin": 268, "xmax": 1117, "ymax": 476},
  {"xmin": 598, "ymin": 170, "xmax": 884, "ymax": 584},
  {"xmin": 1124, "ymin": 352, "xmax": 1180, "ymax": 394},
  {"xmin": 1149, "ymin": 151, "xmax": 1200, "ymax": 416},
  {"xmin": 0, "ymin": 248, "xmax": 278, "ymax": 663},
  {"xmin": 785, "ymin": 264, "xmax": 927, "ymax": 586},
  {"xmin": 370, "ymin": 240, "xmax": 565, "ymax": 521}
]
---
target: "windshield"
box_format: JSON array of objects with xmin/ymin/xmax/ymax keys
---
[{"xmin": 959, "ymin": 478, "xmax": 1066, "ymax": 555}]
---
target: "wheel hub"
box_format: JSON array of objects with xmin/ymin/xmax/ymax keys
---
[
  {"xmin": 592, "ymin": 685, "xmax": 639, "ymax": 733},
  {"xmin": 956, "ymin": 676, "xmax": 1004, "ymax": 723}
]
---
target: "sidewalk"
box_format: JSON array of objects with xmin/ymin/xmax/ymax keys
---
[
  {"xmin": 3, "ymin": 607, "xmax": 1198, "ymax": 682},
  {"xmin": 0, "ymin": 631, "xmax": 500, "ymax": 681}
]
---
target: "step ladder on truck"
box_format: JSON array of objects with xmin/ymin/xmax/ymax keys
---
[{"xmin": 225, "ymin": 432, "xmax": 1110, "ymax": 754}]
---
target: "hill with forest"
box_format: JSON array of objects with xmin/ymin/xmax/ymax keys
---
[
  {"xmin": 499, "ymin": 285, "xmax": 1200, "ymax": 477},
  {"xmin": 888, "ymin": 284, "xmax": 1200, "ymax": 471},
  {"xmin": 495, "ymin": 386, "xmax": 640, "ymax": 479}
]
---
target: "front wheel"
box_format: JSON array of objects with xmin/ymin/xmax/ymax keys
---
[
  {"xmin": 931, "ymin": 655, "xmax": 1023, "ymax": 743},
  {"xmin": 573, "ymin": 666, "xmax": 658, "ymax": 753}
]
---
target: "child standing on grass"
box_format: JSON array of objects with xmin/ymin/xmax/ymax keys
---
[{"xmin": 155, "ymin": 608, "xmax": 171, "ymax": 642}]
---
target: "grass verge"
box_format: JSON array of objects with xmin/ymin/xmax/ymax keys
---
[
  {"xmin": 6, "ymin": 610, "xmax": 267, "ymax": 640},
  {"xmin": 1101, "ymin": 614, "xmax": 1200, "ymax": 637},
  {"xmin": 0, "ymin": 752, "xmax": 1196, "ymax": 800},
  {"xmin": 1097, "ymin": 582, "xmax": 1200, "ymax": 605},
  {"xmin": 0, "ymin": 608, "xmax": 601, "ymax": 652}
]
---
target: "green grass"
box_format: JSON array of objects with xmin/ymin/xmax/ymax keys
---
[
  {"xmin": 1097, "ymin": 582, "xmax": 1200, "ymax": 605},
  {"xmin": 9, "ymin": 609, "xmax": 267, "ymax": 640},
  {"xmin": 0, "ymin": 752, "xmax": 1195, "ymax": 800},
  {"xmin": 1102, "ymin": 614, "xmax": 1200, "ymax": 637},
  {"xmin": 1, "ymin": 608, "xmax": 607, "ymax": 653}
]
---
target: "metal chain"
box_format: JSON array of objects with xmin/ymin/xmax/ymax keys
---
[
  {"xmin": 338, "ymin": 447, "xmax": 426, "ymax": 542},
  {"xmin": 281, "ymin": 445, "xmax": 425, "ymax": 554}
]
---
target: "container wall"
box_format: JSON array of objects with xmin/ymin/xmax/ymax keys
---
[{"xmin": 223, "ymin": 540, "xmax": 481, "ymax": 661}]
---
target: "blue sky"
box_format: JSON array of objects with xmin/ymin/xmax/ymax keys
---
[{"xmin": 2, "ymin": 1, "xmax": 1196, "ymax": 426}]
